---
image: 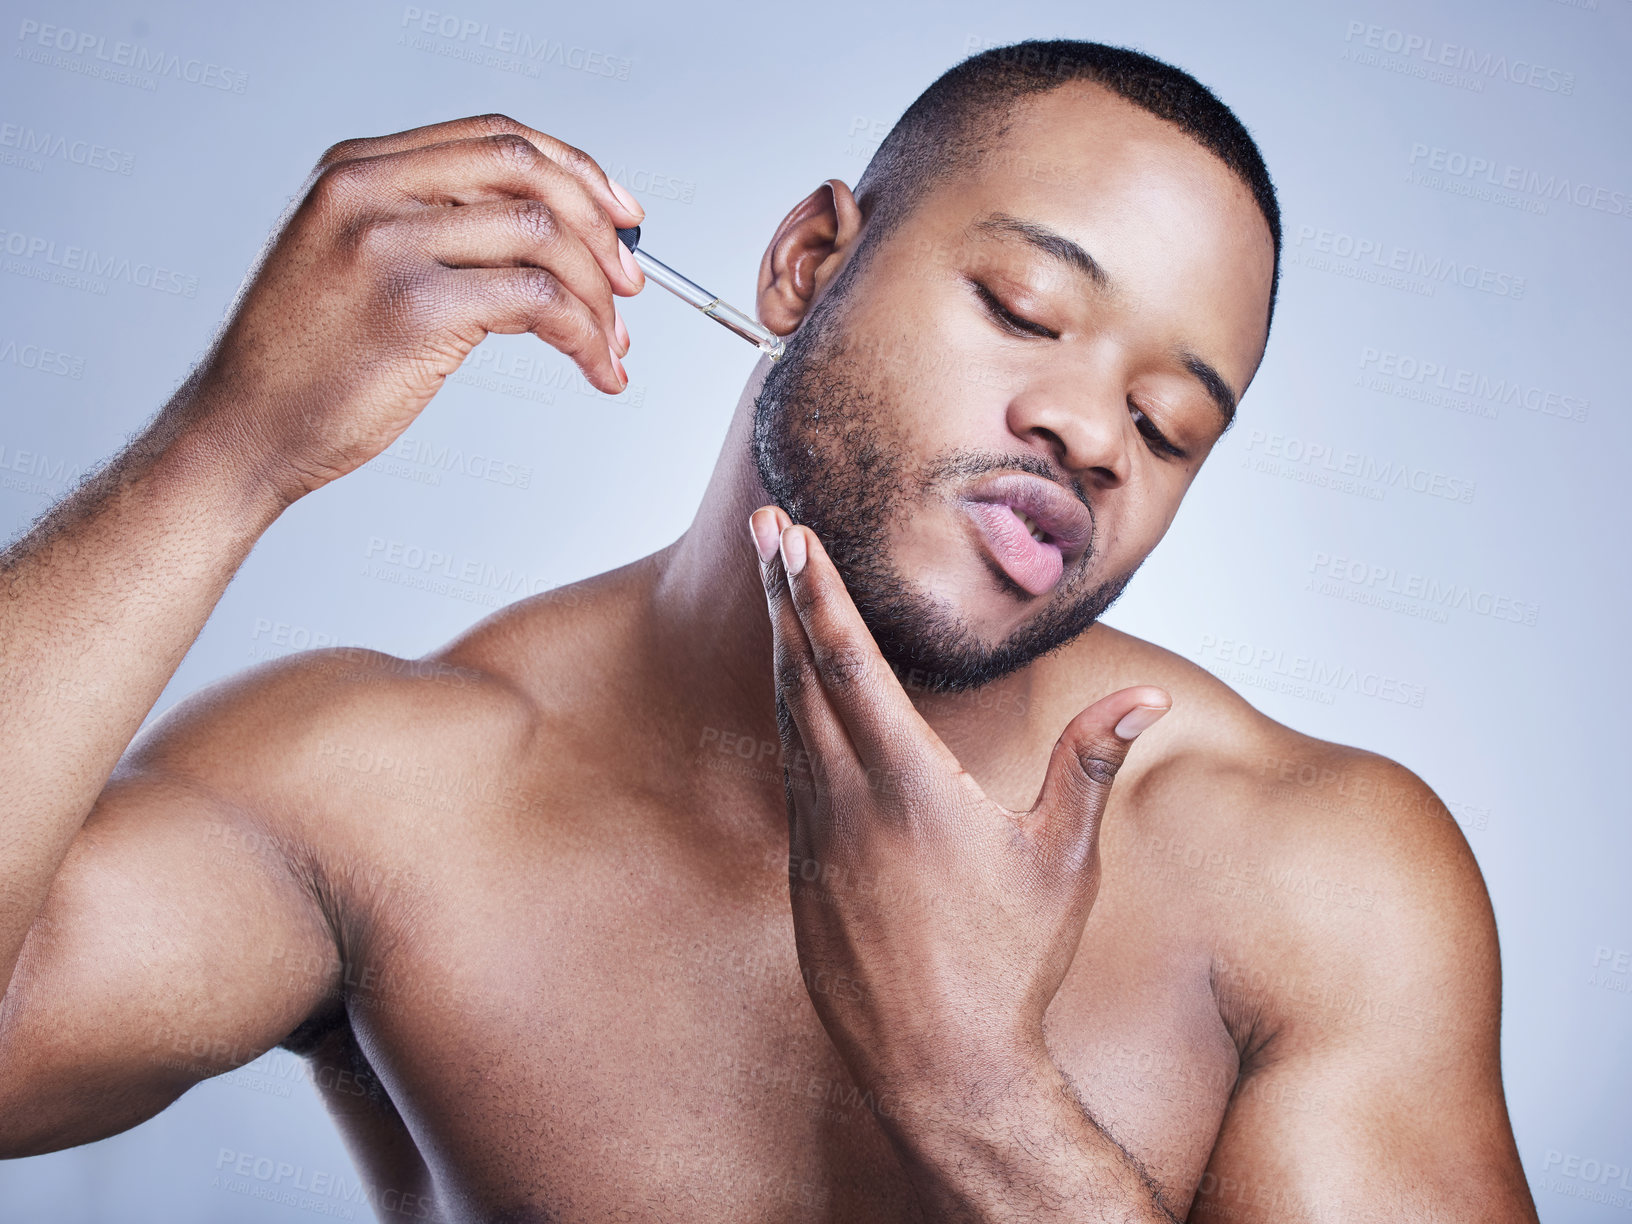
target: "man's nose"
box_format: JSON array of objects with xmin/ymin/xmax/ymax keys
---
[{"xmin": 1002, "ymin": 363, "xmax": 1133, "ymax": 487}]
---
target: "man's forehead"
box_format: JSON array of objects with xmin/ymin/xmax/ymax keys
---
[
  {"xmin": 964, "ymin": 81, "xmax": 1247, "ymax": 207},
  {"xmin": 929, "ymin": 89, "xmax": 1274, "ymax": 362}
]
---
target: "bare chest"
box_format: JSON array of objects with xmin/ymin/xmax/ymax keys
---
[{"xmin": 333, "ymin": 807, "xmax": 1238, "ymax": 1222}]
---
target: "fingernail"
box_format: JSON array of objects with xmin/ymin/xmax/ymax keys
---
[
  {"xmin": 614, "ymin": 308, "xmax": 630, "ymax": 354},
  {"xmin": 780, "ymin": 526, "xmax": 807, "ymax": 577},
  {"xmin": 618, "ymin": 241, "xmax": 642, "ymax": 288},
  {"xmin": 610, "ymin": 350, "xmax": 627, "ymax": 389},
  {"xmin": 610, "ymin": 178, "xmax": 643, "ymax": 220},
  {"xmin": 1114, "ymin": 704, "xmax": 1169, "ymax": 741},
  {"xmin": 750, "ymin": 510, "xmax": 780, "ymax": 564}
]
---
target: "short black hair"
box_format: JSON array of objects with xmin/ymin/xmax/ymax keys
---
[{"xmin": 850, "ymin": 39, "xmax": 1282, "ymax": 333}]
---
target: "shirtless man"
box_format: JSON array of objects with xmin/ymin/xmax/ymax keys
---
[{"xmin": 0, "ymin": 40, "xmax": 1536, "ymax": 1223}]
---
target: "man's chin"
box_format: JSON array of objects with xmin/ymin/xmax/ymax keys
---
[
  {"xmin": 852, "ymin": 565, "xmax": 1137, "ymax": 695},
  {"xmin": 857, "ymin": 591, "xmax": 1052, "ymax": 695}
]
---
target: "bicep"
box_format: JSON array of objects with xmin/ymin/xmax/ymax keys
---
[
  {"xmin": 1190, "ymin": 1026, "xmax": 1530, "ymax": 1222},
  {"xmin": 0, "ymin": 768, "xmax": 337, "ymax": 1155},
  {"xmin": 1191, "ymin": 873, "xmax": 1534, "ymax": 1222}
]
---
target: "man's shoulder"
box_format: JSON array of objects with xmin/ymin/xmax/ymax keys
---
[
  {"xmin": 125, "ymin": 554, "xmax": 672, "ymax": 888},
  {"xmin": 135, "ymin": 555, "xmax": 646, "ymax": 785},
  {"xmin": 1081, "ymin": 625, "xmax": 1465, "ymax": 851},
  {"xmin": 124, "ymin": 639, "xmax": 546, "ymax": 865},
  {"xmin": 1077, "ymin": 626, "xmax": 1494, "ymax": 994},
  {"xmin": 421, "ymin": 553, "xmax": 655, "ymax": 711}
]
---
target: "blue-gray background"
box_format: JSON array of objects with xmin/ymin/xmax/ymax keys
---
[{"xmin": 1, "ymin": 0, "xmax": 1626, "ymax": 1219}]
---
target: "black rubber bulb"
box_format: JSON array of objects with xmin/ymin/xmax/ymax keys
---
[{"xmin": 616, "ymin": 226, "xmax": 641, "ymax": 251}]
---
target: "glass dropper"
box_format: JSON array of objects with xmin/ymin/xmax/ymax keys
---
[{"xmin": 616, "ymin": 226, "xmax": 785, "ymax": 362}]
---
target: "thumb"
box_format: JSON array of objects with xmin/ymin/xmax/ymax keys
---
[{"xmin": 1032, "ymin": 686, "xmax": 1171, "ymax": 859}]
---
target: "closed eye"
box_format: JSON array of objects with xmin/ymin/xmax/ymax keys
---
[
  {"xmin": 969, "ymin": 280, "xmax": 1058, "ymax": 340},
  {"xmin": 1130, "ymin": 402, "xmax": 1187, "ymax": 461},
  {"xmin": 969, "ymin": 278, "xmax": 1187, "ymax": 462}
]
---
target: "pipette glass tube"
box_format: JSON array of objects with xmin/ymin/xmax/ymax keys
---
[{"xmin": 616, "ymin": 227, "xmax": 785, "ymax": 362}]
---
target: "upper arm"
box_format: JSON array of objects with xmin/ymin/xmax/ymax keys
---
[
  {"xmin": 1190, "ymin": 754, "xmax": 1536, "ymax": 1223},
  {"xmin": 0, "ymin": 654, "xmax": 371, "ymax": 1157}
]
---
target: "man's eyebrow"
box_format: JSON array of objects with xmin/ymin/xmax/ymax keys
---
[
  {"xmin": 971, "ymin": 211, "xmax": 1239, "ymax": 427},
  {"xmin": 1181, "ymin": 350, "xmax": 1238, "ymax": 427},
  {"xmin": 971, "ymin": 212, "xmax": 1109, "ymax": 289}
]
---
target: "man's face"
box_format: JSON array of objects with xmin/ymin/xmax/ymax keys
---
[{"xmin": 755, "ymin": 83, "xmax": 1275, "ymax": 692}]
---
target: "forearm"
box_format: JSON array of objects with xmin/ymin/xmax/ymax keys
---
[
  {"xmin": 881, "ymin": 1051, "xmax": 1178, "ymax": 1224},
  {"xmin": 0, "ymin": 395, "xmax": 285, "ymax": 982}
]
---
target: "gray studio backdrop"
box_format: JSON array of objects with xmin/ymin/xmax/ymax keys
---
[{"xmin": 1, "ymin": 0, "xmax": 1627, "ymax": 1219}]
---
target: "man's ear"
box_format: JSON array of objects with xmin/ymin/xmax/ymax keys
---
[{"xmin": 756, "ymin": 179, "xmax": 864, "ymax": 336}]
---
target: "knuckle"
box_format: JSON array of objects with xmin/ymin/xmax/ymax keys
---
[
  {"xmin": 775, "ymin": 651, "xmax": 816, "ymax": 700},
  {"xmin": 469, "ymin": 112, "xmax": 521, "ymax": 138},
  {"xmin": 510, "ymin": 198, "xmax": 559, "ymax": 246},
  {"xmin": 558, "ymin": 297, "xmax": 602, "ymax": 349},
  {"xmin": 517, "ymin": 267, "xmax": 564, "ymax": 312},
  {"xmin": 516, "ymin": 273, "xmax": 597, "ymax": 357},
  {"xmin": 815, "ymin": 643, "xmax": 871, "ymax": 693},
  {"xmin": 553, "ymin": 142, "xmax": 597, "ymax": 181},
  {"xmin": 314, "ymin": 156, "xmax": 373, "ymax": 203},
  {"xmin": 350, "ymin": 215, "xmax": 403, "ymax": 261},
  {"xmin": 486, "ymin": 132, "xmax": 541, "ymax": 174},
  {"xmin": 579, "ymin": 200, "xmax": 617, "ymax": 251},
  {"xmin": 317, "ymin": 137, "xmax": 371, "ymax": 168},
  {"xmin": 760, "ymin": 561, "xmax": 790, "ymax": 601},
  {"xmin": 1074, "ymin": 745, "xmax": 1122, "ymax": 789}
]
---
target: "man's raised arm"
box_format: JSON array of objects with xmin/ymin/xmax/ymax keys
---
[{"xmin": 0, "ymin": 114, "xmax": 643, "ymax": 1145}]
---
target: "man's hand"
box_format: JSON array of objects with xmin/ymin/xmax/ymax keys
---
[
  {"xmin": 749, "ymin": 508, "xmax": 1538, "ymax": 1223},
  {"xmin": 749, "ymin": 506, "xmax": 1169, "ymax": 1131},
  {"xmin": 175, "ymin": 113, "xmax": 646, "ymax": 506}
]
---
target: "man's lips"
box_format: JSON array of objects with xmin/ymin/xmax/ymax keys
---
[{"xmin": 960, "ymin": 472, "xmax": 1094, "ymax": 599}]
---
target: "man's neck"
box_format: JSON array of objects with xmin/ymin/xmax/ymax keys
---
[{"xmin": 643, "ymin": 364, "xmax": 1074, "ymax": 814}]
